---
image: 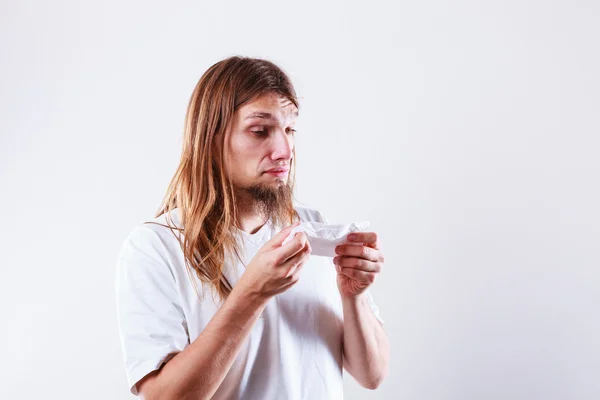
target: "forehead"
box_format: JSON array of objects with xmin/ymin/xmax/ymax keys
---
[{"xmin": 238, "ymin": 93, "xmax": 299, "ymax": 122}]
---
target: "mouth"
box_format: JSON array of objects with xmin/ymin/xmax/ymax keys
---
[{"xmin": 264, "ymin": 168, "xmax": 289, "ymax": 177}]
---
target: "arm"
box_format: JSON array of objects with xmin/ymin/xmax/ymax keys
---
[
  {"xmin": 341, "ymin": 292, "xmax": 390, "ymax": 390},
  {"xmin": 138, "ymin": 281, "xmax": 268, "ymax": 400},
  {"xmin": 133, "ymin": 222, "xmax": 310, "ymax": 399},
  {"xmin": 333, "ymin": 230, "xmax": 390, "ymax": 389}
]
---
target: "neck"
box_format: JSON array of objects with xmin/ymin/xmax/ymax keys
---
[
  {"xmin": 232, "ymin": 182, "xmax": 293, "ymax": 233},
  {"xmin": 235, "ymin": 192, "xmax": 268, "ymax": 234}
]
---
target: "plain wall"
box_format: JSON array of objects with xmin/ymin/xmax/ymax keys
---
[{"xmin": 1, "ymin": 1, "xmax": 599, "ymax": 399}]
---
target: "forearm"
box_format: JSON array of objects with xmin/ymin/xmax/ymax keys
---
[
  {"xmin": 143, "ymin": 282, "xmax": 270, "ymax": 400},
  {"xmin": 342, "ymin": 293, "xmax": 390, "ymax": 390}
]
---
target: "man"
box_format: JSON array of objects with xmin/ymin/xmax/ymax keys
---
[{"xmin": 115, "ymin": 56, "xmax": 389, "ymax": 399}]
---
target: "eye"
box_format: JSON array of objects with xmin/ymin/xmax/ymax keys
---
[
  {"xmin": 251, "ymin": 127, "xmax": 268, "ymax": 136},
  {"xmin": 287, "ymin": 128, "xmax": 297, "ymax": 134}
]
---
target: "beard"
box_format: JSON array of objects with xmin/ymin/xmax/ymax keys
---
[{"xmin": 235, "ymin": 178, "xmax": 294, "ymax": 227}]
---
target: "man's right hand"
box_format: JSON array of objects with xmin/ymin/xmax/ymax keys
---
[
  {"xmin": 134, "ymin": 221, "xmax": 312, "ymax": 400},
  {"xmin": 238, "ymin": 221, "xmax": 312, "ymax": 298}
]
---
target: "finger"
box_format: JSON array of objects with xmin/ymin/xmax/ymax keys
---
[
  {"xmin": 339, "ymin": 267, "xmax": 377, "ymax": 284},
  {"xmin": 335, "ymin": 245, "xmax": 382, "ymax": 263},
  {"xmin": 278, "ymin": 269, "xmax": 304, "ymax": 291},
  {"xmin": 282, "ymin": 241, "xmax": 312, "ymax": 276},
  {"xmin": 265, "ymin": 220, "xmax": 301, "ymax": 249},
  {"xmin": 333, "ymin": 256, "xmax": 382, "ymax": 273},
  {"xmin": 347, "ymin": 232, "xmax": 380, "ymax": 249},
  {"xmin": 277, "ymin": 232, "xmax": 310, "ymax": 264}
]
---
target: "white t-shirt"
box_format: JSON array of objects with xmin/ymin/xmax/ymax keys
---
[{"xmin": 115, "ymin": 206, "xmax": 383, "ymax": 399}]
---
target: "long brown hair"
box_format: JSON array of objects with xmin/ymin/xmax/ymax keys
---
[{"xmin": 148, "ymin": 56, "xmax": 301, "ymax": 304}]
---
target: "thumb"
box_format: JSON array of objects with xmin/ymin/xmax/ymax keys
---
[{"xmin": 265, "ymin": 220, "xmax": 301, "ymax": 249}]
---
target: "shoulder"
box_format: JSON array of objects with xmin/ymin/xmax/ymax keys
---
[
  {"xmin": 116, "ymin": 224, "xmax": 174, "ymax": 279},
  {"xmin": 116, "ymin": 210, "xmax": 183, "ymax": 281},
  {"xmin": 123, "ymin": 209, "xmax": 184, "ymax": 252},
  {"xmin": 294, "ymin": 203, "xmax": 329, "ymax": 224},
  {"xmin": 143, "ymin": 208, "xmax": 183, "ymax": 238}
]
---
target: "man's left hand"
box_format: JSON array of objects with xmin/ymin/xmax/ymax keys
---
[{"xmin": 333, "ymin": 232, "xmax": 384, "ymax": 298}]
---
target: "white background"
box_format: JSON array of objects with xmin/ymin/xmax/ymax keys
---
[{"xmin": 2, "ymin": 1, "xmax": 599, "ymax": 399}]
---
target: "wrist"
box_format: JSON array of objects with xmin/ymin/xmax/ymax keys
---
[
  {"xmin": 233, "ymin": 276, "xmax": 272, "ymax": 306},
  {"xmin": 341, "ymin": 291, "xmax": 367, "ymax": 308}
]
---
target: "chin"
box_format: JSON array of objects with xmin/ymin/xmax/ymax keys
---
[
  {"xmin": 273, "ymin": 178, "xmax": 289, "ymax": 185},
  {"xmin": 262, "ymin": 175, "xmax": 287, "ymax": 183}
]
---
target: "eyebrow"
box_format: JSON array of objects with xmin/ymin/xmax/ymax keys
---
[{"xmin": 244, "ymin": 111, "xmax": 299, "ymax": 121}]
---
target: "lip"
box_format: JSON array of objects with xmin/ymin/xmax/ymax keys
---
[
  {"xmin": 265, "ymin": 168, "xmax": 289, "ymax": 176},
  {"xmin": 265, "ymin": 168, "xmax": 289, "ymax": 173}
]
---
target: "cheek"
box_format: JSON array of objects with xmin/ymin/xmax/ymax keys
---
[
  {"xmin": 228, "ymin": 138, "xmax": 262, "ymax": 175},
  {"xmin": 230, "ymin": 133, "xmax": 259, "ymax": 154}
]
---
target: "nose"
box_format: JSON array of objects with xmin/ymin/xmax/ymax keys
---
[{"xmin": 269, "ymin": 128, "xmax": 294, "ymax": 161}]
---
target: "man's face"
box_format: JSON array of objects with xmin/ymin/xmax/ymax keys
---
[{"xmin": 224, "ymin": 92, "xmax": 298, "ymax": 214}]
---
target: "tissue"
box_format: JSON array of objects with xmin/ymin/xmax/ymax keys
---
[{"xmin": 281, "ymin": 220, "xmax": 370, "ymax": 257}]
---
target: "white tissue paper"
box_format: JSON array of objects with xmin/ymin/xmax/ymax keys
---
[{"xmin": 281, "ymin": 221, "xmax": 370, "ymax": 257}]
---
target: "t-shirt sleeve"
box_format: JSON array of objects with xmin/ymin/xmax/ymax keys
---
[
  {"xmin": 115, "ymin": 225, "xmax": 190, "ymax": 395},
  {"xmin": 315, "ymin": 210, "xmax": 385, "ymax": 325}
]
